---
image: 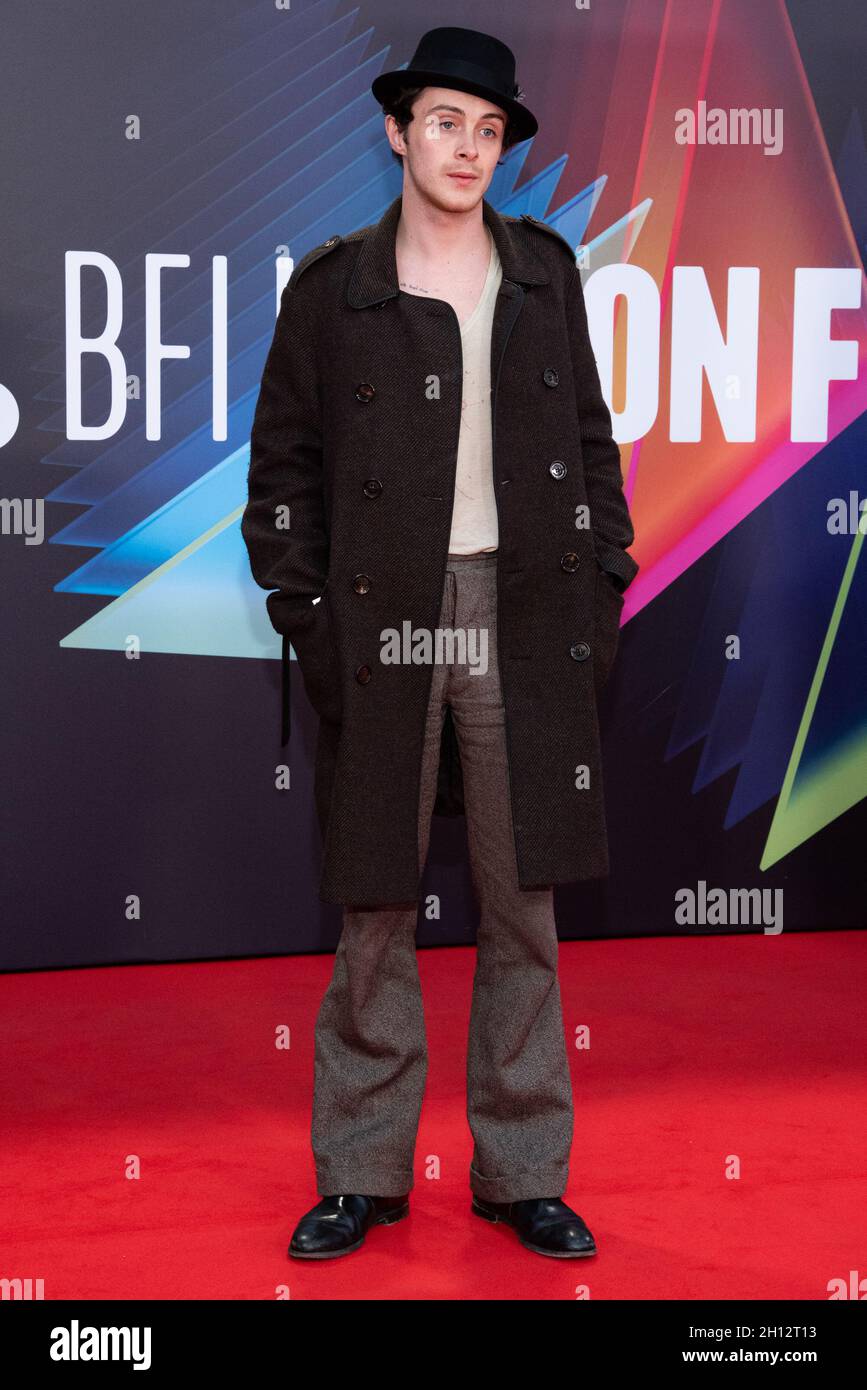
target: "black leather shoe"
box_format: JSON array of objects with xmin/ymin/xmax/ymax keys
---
[
  {"xmin": 471, "ymin": 1195, "xmax": 597, "ymax": 1257},
  {"xmin": 288, "ymin": 1193, "xmax": 410, "ymax": 1259}
]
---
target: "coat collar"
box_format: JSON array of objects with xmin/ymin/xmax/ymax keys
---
[{"xmin": 346, "ymin": 192, "xmax": 550, "ymax": 309}]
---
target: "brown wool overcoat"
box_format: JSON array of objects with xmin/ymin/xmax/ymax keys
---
[{"xmin": 242, "ymin": 193, "xmax": 639, "ymax": 907}]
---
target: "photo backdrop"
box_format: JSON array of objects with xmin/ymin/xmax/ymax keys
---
[{"xmin": 3, "ymin": 0, "xmax": 866, "ymax": 970}]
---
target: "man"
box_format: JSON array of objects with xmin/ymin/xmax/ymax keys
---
[{"xmin": 242, "ymin": 27, "xmax": 638, "ymax": 1260}]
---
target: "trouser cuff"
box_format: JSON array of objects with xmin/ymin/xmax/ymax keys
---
[
  {"xmin": 469, "ymin": 1161, "xmax": 569, "ymax": 1204},
  {"xmin": 316, "ymin": 1164, "xmax": 415, "ymax": 1198}
]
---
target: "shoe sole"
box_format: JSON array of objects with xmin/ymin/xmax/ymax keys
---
[
  {"xmin": 471, "ymin": 1197, "xmax": 597, "ymax": 1258},
  {"xmin": 288, "ymin": 1201, "xmax": 410, "ymax": 1260}
]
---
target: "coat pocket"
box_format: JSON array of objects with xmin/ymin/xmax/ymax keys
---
[
  {"xmin": 592, "ymin": 562, "xmax": 624, "ymax": 698},
  {"xmin": 291, "ymin": 589, "xmax": 343, "ymax": 726}
]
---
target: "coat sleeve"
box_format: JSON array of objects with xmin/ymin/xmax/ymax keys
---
[
  {"xmin": 566, "ymin": 264, "xmax": 639, "ymax": 595},
  {"xmin": 241, "ymin": 277, "xmax": 328, "ymax": 644}
]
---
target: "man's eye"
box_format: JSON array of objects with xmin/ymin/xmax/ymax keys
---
[{"xmin": 440, "ymin": 120, "xmax": 455, "ymax": 131}]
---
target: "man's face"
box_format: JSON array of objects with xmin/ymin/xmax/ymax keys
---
[{"xmin": 389, "ymin": 85, "xmax": 506, "ymax": 209}]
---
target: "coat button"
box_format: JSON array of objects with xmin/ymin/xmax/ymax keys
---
[
  {"xmin": 353, "ymin": 574, "xmax": 371, "ymax": 594},
  {"xmin": 560, "ymin": 552, "xmax": 580, "ymax": 572},
  {"xmin": 543, "ymin": 367, "xmax": 559, "ymax": 387},
  {"xmin": 355, "ymin": 664, "xmax": 372, "ymax": 684},
  {"xmin": 355, "ymin": 382, "xmax": 376, "ymax": 403},
  {"xmin": 549, "ymin": 460, "xmax": 567, "ymax": 479},
  {"xmin": 570, "ymin": 642, "xmax": 591, "ymax": 661},
  {"xmin": 362, "ymin": 478, "xmax": 382, "ymax": 498}
]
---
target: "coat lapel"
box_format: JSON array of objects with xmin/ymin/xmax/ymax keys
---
[{"xmin": 346, "ymin": 192, "xmax": 550, "ymax": 490}]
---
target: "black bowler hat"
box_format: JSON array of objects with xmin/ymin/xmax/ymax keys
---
[{"xmin": 371, "ymin": 26, "xmax": 538, "ymax": 145}]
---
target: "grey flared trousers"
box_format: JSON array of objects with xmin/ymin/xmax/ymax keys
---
[{"xmin": 311, "ymin": 551, "xmax": 574, "ymax": 1203}]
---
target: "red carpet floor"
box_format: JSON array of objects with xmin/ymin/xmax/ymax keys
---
[{"xmin": 1, "ymin": 930, "xmax": 864, "ymax": 1300}]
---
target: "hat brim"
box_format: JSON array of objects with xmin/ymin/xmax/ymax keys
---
[{"xmin": 371, "ymin": 67, "xmax": 538, "ymax": 143}]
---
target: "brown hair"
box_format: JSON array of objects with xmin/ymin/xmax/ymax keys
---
[{"xmin": 380, "ymin": 83, "xmax": 522, "ymax": 164}]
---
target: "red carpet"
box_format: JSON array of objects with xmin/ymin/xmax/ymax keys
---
[{"xmin": 2, "ymin": 930, "xmax": 864, "ymax": 1300}]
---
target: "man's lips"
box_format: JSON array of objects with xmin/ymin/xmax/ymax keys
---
[{"xmin": 447, "ymin": 172, "xmax": 477, "ymax": 181}]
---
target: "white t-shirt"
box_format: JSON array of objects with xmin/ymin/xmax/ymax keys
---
[{"xmin": 447, "ymin": 226, "xmax": 503, "ymax": 554}]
